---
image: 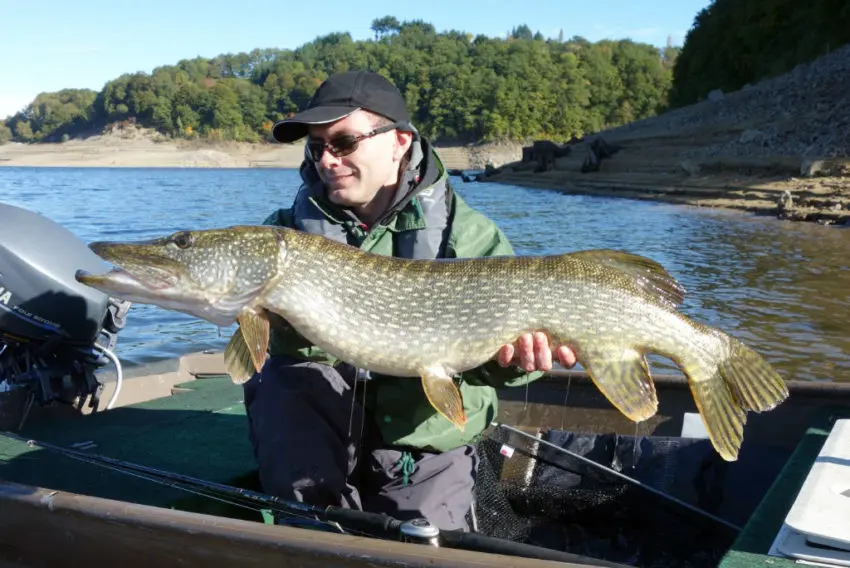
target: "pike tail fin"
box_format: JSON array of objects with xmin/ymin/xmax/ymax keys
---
[{"xmin": 681, "ymin": 332, "xmax": 788, "ymax": 461}]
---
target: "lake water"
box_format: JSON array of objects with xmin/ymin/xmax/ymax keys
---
[{"xmin": 1, "ymin": 166, "xmax": 848, "ymax": 383}]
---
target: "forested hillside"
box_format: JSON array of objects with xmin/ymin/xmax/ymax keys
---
[
  {"xmin": 669, "ymin": 0, "xmax": 850, "ymax": 106},
  {"xmin": 0, "ymin": 20, "xmax": 678, "ymax": 145},
  {"xmin": 3, "ymin": 1, "xmax": 848, "ymax": 147}
]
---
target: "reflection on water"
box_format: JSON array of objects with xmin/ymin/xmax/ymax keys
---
[{"xmin": 1, "ymin": 167, "xmax": 848, "ymax": 382}]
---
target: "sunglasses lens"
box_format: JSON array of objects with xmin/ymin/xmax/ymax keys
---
[
  {"xmin": 307, "ymin": 141, "xmax": 324, "ymax": 161},
  {"xmin": 329, "ymin": 136, "xmax": 358, "ymax": 156},
  {"xmin": 307, "ymin": 134, "xmax": 366, "ymax": 161}
]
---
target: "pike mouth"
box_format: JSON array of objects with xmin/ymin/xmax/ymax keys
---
[
  {"xmin": 78, "ymin": 241, "xmax": 186, "ymax": 294},
  {"xmin": 75, "ymin": 265, "xmax": 176, "ymax": 293}
]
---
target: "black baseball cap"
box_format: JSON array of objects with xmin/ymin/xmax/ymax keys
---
[{"xmin": 271, "ymin": 71, "xmax": 412, "ymax": 143}]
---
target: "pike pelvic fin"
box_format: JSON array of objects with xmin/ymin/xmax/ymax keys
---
[{"xmin": 420, "ymin": 365, "xmax": 467, "ymax": 431}]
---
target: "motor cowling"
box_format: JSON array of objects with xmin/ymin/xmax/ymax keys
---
[
  {"xmin": 0, "ymin": 203, "xmax": 130, "ymax": 429},
  {"xmin": 0, "ymin": 203, "xmax": 120, "ymax": 344}
]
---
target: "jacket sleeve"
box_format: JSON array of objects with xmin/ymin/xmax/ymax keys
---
[
  {"xmin": 262, "ymin": 208, "xmax": 294, "ymax": 227},
  {"xmin": 446, "ymin": 198, "xmax": 545, "ymax": 389}
]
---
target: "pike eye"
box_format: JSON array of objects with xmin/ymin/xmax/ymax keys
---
[{"xmin": 172, "ymin": 232, "xmax": 194, "ymax": 249}]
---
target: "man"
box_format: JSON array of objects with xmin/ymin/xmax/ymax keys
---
[{"xmin": 244, "ymin": 70, "xmax": 575, "ymax": 533}]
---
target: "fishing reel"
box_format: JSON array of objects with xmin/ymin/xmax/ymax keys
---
[{"xmin": 399, "ymin": 518, "xmax": 441, "ymax": 546}]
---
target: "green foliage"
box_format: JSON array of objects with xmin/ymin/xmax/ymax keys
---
[
  {"xmin": 4, "ymin": 89, "xmax": 97, "ymax": 142},
  {"xmin": 6, "ymin": 18, "xmax": 679, "ymax": 144},
  {"xmin": 0, "ymin": 121, "xmax": 11, "ymax": 144},
  {"xmin": 371, "ymin": 16, "xmax": 401, "ymax": 40},
  {"xmin": 670, "ymin": 0, "xmax": 850, "ymax": 106}
]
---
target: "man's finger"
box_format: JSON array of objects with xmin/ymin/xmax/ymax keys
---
[
  {"xmin": 496, "ymin": 344, "xmax": 515, "ymax": 366},
  {"xmin": 533, "ymin": 331, "xmax": 552, "ymax": 371},
  {"xmin": 556, "ymin": 345, "xmax": 577, "ymax": 368},
  {"xmin": 517, "ymin": 333, "xmax": 534, "ymax": 371}
]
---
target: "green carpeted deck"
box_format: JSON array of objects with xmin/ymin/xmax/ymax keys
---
[
  {"xmin": 0, "ymin": 376, "xmax": 259, "ymax": 517},
  {"xmin": 719, "ymin": 406, "xmax": 850, "ymax": 568}
]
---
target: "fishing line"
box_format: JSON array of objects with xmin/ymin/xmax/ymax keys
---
[
  {"xmin": 559, "ymin": 371, "xmax": 573, "ymax": 431},
  {"xmin": 347, "ymin": 371, "xmax": 358, "ymax": 439},
  {"xmin": 358, "ymin": 379, "xmax": 368, "ymax": 447}
]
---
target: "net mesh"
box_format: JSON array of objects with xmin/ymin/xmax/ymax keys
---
[{"xmin": 468, "ymin": 426, "xmax": 737, "ymax": 567}]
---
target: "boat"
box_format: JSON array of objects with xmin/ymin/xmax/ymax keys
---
[
  {"xmin": 2, "ymin": 202, "xmax": 849, "ymax": 567},
  {"xmin": 2, "ymin": 350, "xmax": 849, "ymax": 568}
]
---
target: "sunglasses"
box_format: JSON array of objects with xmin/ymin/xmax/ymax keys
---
[{"xmin": 306, "ymin": 122, "xmax": 403, "ymax": 162}]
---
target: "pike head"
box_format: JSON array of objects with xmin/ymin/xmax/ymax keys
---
[{"xmin": 75, "ymin": 226, "xmax": 286, "ymax": 328}]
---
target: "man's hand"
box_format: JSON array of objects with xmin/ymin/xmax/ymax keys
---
[{"xmin": 496, "ymin": 331, "xmax": 577, "ymax": 372}]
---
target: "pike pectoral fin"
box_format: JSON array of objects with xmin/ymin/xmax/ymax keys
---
[
  {"xmin": 237, "ymin": 310, "xmax": 270, "ymax": 372},
  {"xmin": 420, "ymin": 366, "xmax": 467, "ymax": 431},
  {"xmin": 580, "ymin": 347, "xmax": 658, "ymax": 422},
  {"xmin": 224, "ymin": 328, "xmax": 254, "ymax": 384},
  {"xmin": 223, "ymin": 310, "xmax": 270, "ymax": 384}
]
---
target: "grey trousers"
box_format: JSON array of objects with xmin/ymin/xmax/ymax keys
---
[{"xmin": 242, "ymin": 355, "xmax": 479, "ymax": 531}]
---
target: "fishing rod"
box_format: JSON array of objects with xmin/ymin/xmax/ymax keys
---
[
  {"xmin": 492, "ymin": 422, "xmax": 742, "ymax": 535},
  {"xmin": 0, "ymin": 431, "xmax": 387, "ymax": 534},
  {"xmin": 0, "ymin": 431, "xmax": 631, "ymax": 568}
]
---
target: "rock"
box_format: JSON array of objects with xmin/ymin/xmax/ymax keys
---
[
  {"xmin": 678, "ymin": 160, "xmax": 701, "ymax": 176},
  {"xmin": 708, "ymin": 89, "xmax": 724, "ymax": 102},
  {"xmin": 739, "ymin": 129, "xmax": 765, "ymax": 144},
  {"xmin": 799, "ymin": 159, "xmax": 850, "ymax": 177},
  {"xmin": 778, "ymin": 190, "xmax": 794, "ymax": 212},
  {"xmin": 801, "ymin": 159, "xmax": 827, "ymax": 177}
]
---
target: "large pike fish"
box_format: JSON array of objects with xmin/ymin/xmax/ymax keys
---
[{"xmin": 75, "ymin": 226, "xmax": 788, "ymax": 461}]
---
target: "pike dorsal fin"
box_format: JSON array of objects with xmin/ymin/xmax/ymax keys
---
[{"xmin": 569, "ymin": 249, "xmax": 686, "ymax": 308}]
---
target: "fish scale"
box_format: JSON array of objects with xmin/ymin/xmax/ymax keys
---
[{"xmin": 75, "ymin": 225, "xmax": 789, "ymax": 461}]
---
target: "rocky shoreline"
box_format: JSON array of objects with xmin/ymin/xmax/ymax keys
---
[{"xmin": 478, "ymin": 45, "xmax": 850, "ymax": 226}]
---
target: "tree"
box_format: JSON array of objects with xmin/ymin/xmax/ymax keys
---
[
  {"xmin": 670, "ymin": 0, "xmax": 850, "ymax": 106},
  {"xmin": 511, "ymin": 24, "xmax": 534, "ymax": 40},
  {"xmin": 0, "ymin": 122, "xmax": 12, "ymax": 144},
  {"xmin": 371, "ymin": 16, "xmax": 400, "ymax": 40}
]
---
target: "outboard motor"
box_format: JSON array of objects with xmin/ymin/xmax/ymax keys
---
[{"xmin": 0, "ymin": 203, "xmax": 130, "ymax": 430}]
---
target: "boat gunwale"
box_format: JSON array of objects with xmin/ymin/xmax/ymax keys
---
[{"xmin": 0, "ymin": 479, "xmax": 604, "ymax": 568}]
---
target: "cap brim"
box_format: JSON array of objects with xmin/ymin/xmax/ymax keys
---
[{"xmin": 271, "ymin": 105, "xmax": 359, "ymax": 143}]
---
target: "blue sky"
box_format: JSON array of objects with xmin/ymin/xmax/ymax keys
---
[{"xmin": 0, "ymin": 0, "xmax": 711, "ymax": 119}]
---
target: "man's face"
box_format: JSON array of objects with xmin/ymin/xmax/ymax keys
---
[{"xmin": 307, "ymin": 110, "xmax": 409, "ymax": 210}]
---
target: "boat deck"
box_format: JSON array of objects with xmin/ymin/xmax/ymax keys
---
[
  {"xmin": 720, "ymin": 405, "xmax": 850, "ymax": 567},
  {"xmin": 0, "ymin": 375, "xmax": 259, "ymax": 517}
]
